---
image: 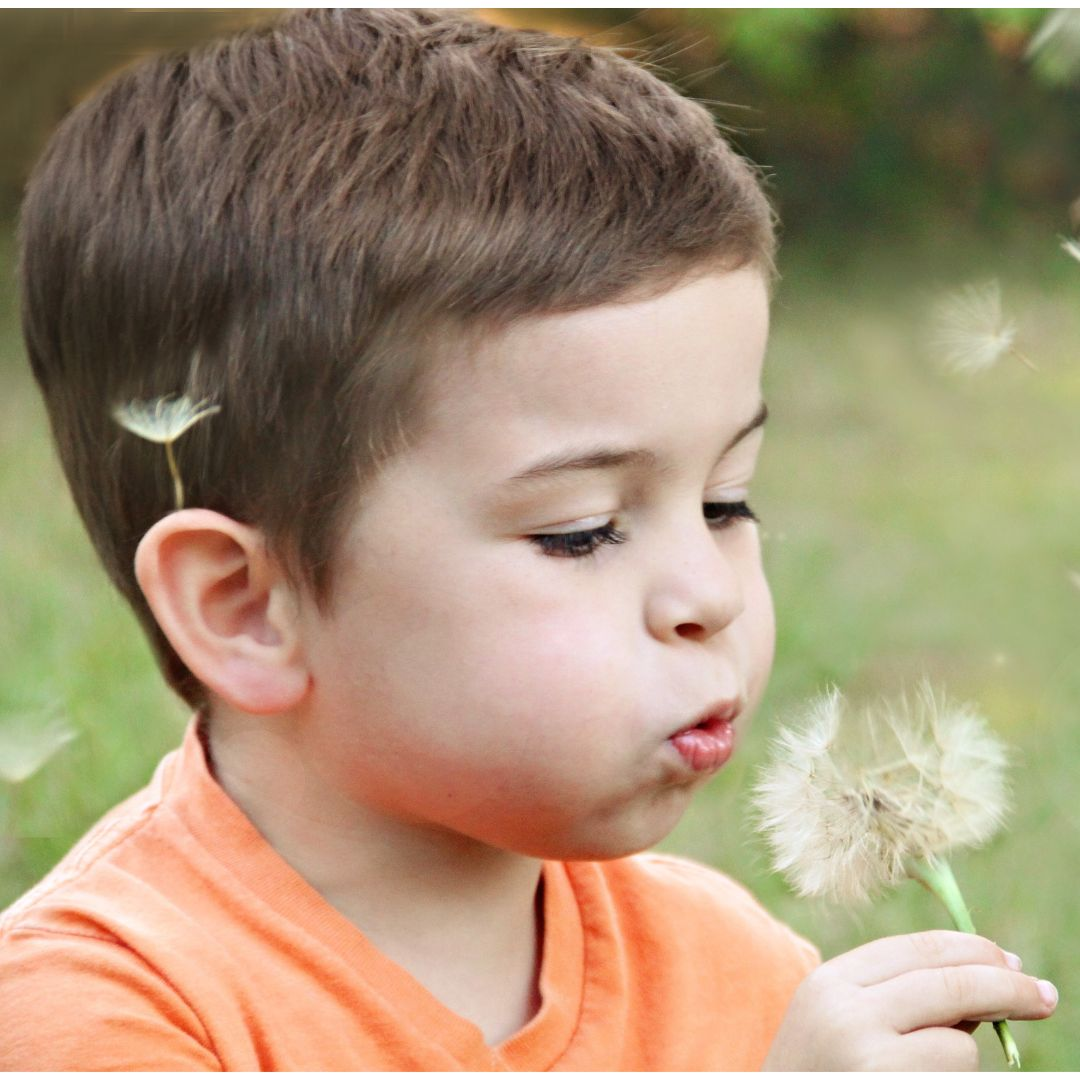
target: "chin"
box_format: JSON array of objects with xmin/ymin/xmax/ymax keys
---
[{"xmin": 512, "ymin": 788, "xmax": 696, "ymax": 862}]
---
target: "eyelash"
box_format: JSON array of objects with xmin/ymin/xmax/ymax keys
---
[{"xmin": 529, "ymin": 501, "xmax": 759, "ymax": 559}]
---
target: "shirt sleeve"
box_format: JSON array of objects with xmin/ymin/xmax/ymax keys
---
[{"xmin": 0, "ymin": 928, "xmax": 222, "ymax": 1071}]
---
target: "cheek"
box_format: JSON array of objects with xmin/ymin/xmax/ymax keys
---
[
  {"xmin": 335, "ymin": 556, "xmax": 630, "ymax": 729},
  {"xmin": 381, "ymin": 600, "xmax": 633, "ymax": 807},
  {"xmin": 445, "ymin": 591, "xmax": 631, "ymax": 720}
]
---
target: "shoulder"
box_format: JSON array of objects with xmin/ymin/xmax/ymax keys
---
[
  {"xmin": 0, "ymin": 748, "xmax": 223, "ymax": 1069},
  {"xmin": 0, "ymin": 917, "xmax": 219, "ymax": 1069},
  {"xmin": 591, "ymin": 851, "xmax": 819, "ymax": 974},
  {"xmin": 0, "ymin": 749, "xmax": 176, "ymax": 939}
]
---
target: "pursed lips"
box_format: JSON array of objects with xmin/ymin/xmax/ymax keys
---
[
  {"xmin": 666, "ymin": 698, "xmax": 743, "ymax": 773},
  {"xmin": 668, "ymin": 697, "xmax": 742, "ymax": 739}
]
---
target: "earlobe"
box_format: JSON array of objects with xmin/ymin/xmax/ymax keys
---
[{"xmin": 135, "ymin": 510, "xmax": 310, "ymax": 714}]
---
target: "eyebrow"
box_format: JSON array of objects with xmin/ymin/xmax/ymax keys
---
[{"xmin": 502, "ymin": 400, "xmax": 769, "ymax": 486}]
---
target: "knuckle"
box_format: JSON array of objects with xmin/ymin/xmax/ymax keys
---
[
  {"xmin": 939, "ymin": 965, "xmax": 972, "ymax": 1003},
  {"xmin": 802, "ymin": 962, "xmax": 841, "ymax": 1000},
  {"xmin": 909, "ymin": 929, "xmax": 948, "ymax": 964}
]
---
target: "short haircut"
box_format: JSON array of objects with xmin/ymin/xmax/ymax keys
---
[{"xmin": 19, "ymin": 8, "xmax": 775, "ymax": 706}]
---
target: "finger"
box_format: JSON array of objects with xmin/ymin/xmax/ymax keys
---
[
  {"xmin": 872, "ymin": 964, "xmax": 1055, "ymax": 1033},
  {"xmin": 897, "ymin": 1027, "xmax": 981, "ymax": 1071},
  {"xmin": 825, "ymin": 930, "xmax": 1017, "ymax": 987}
]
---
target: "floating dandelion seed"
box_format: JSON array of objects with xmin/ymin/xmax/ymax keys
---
[
  {"xmin": 0, "ymin": 713, "xmax": 78, "ymax": 785},
  {"xmin": 1061, "ymin": 237, "xmax": 1080, "ymax": 265},
  {"xmin": 931, "ymin": 280, "xmax": 1036, "ymax": 374},
  {"xmin": 112, "ymin": 395, "xmax": 221, "ymax": 509},
  {"xmin": 1026, "ymin": 9, "xmax": 1080, "ymax": 84},
  {"xmin": 754, "ymin": 681, "xmax": 1020, "ymax": 1068}
]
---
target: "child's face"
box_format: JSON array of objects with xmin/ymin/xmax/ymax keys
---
[{"xmin": 298, "ymin": 267, "xmax": 773, "ymax": 860}]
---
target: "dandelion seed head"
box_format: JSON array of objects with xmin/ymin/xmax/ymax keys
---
[
  {"xmin": 931, "ymin": 280, "xmax": 1017, "ymax": 374},
  {"xmin": 113, "ymin": 394, "xmax": 221, "ymax": 444},
  {"xmin": 1061, "ymin": 237, "xmax": 1080, "ymax": 265},
  {"xmin": 753, "ymin": 681, "xmax": 1010, "ymax": 904}
]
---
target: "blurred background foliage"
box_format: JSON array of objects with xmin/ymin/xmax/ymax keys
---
[
  {"xmin": 3, "ymin": 9, "xmax": 1080, "ymax": 238},
  {"xmin": 1, "ymin": 8, "xmax": 1078, "ymax": 1071},
  {"xmin": 493, "ymin": 7, "xmax": 1080, "ymax": 241}
]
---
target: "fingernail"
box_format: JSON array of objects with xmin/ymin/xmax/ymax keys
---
[
  {"xmin": 1037, "ymin": 979, "xmax": 1058, "ymax": 1009},
  {"xmin": 1004, "ymin": 951, "xmax": 1023, "ymax": 971}
]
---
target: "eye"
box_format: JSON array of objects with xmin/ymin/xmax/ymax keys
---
[
  {"xmin": 704, "ymin": 499, "xmax": 759, "ymax": 528},
  {"xmin": 528, "ymin": 500, "xmax": 758, "ymax": 560},
  {"xmin": 528, "ymin": 520, "xmax": 627, "ymax": 559}
]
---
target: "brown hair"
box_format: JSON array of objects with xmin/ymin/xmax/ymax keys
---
[{"xmin": 18, "ymin": 8, "xmax": 775, "ymax": 706}]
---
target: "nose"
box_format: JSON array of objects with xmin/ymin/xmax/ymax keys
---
[{"xmin": 644, "ymin": 521, "xmax": 747, "ymax": 644}]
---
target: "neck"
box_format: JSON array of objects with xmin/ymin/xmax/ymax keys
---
[{"xmin": 204, "ymin": 708, "xmax": 544, "ymax": 1044}]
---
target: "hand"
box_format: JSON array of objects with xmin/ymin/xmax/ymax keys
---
[{"xmin": 763, "ymin": 930, "xmax": 1057, "ymax": 1070}]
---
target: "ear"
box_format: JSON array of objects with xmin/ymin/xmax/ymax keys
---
[{"xmin": 134, "ymin": 509, "xmax": 310, "ymax": 715}]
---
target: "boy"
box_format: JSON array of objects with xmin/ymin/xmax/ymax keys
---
[{"xmin": 1, "ymin": 9, "xmax": 1055, "ymax": 1070}]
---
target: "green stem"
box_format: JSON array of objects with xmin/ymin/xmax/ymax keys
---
[
  {"xmin": 907, "ymin": 855, "xmax": 1021, "ymax": 1070},
  {"xmin": 1010, "ymin": 346, "xmax": 1039, "ymax": 373}
]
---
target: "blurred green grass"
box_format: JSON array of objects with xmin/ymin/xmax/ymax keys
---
[
  {"xmin": 663, "ymin": 229, "xmax": 1080, "ymax": 1071},
  {"xmin": 1, "ymin": 224, "xmax": 1077, "ymax": 1069}
]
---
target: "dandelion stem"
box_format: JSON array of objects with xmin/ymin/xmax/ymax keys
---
[
  {"xmin": 907, "ymin": 855, "xmax": 1021, "ymax": 1070},
  {"xmin": 1010, "ymin": 347, "xmax": 1039, "ymax": 373},
  {"xmin": 164, "ymin": 439, "xmax": 184, "ymax": 509}
]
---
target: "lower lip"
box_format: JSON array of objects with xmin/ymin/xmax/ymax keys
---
[{"xmin": 669, "ymin": 718, "xmax": 735, "ymax": 773}]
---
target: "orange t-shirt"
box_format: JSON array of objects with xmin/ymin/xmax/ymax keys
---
[{"xmin": 0, "ymin": 718, "xmax": 818, "ymax": 1070}]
